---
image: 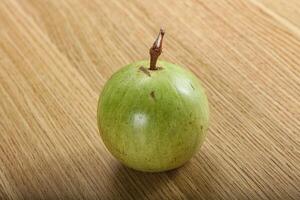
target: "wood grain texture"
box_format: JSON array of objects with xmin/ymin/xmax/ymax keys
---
[
  {"xmin": 0, "ymin": 0, "xmax": 299, "ymax": 199},
  {"xmin": 255, "ymin": 0, "xmax": 300, "ymax": 29}
]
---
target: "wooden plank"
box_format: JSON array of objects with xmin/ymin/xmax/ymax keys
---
[
  {"xmin": 0, "ymin": 0, "xmax": 299, "ymax": 199},
  {"xmin": 252, "ymin": 0, "xmax": 300, "ymax": 30}
]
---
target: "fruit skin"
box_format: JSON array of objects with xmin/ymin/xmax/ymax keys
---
[{"xmin": 97, "ymin": 60, "xmax": 209, "ymax": 172}]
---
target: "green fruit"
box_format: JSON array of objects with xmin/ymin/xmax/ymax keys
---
[{"xmin": 97, "ymin": 30, "xmax": 209, "ymax": 172}]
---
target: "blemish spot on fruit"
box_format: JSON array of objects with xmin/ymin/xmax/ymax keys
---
[
  {"xmin": 139, "ymin": 66, "xmax": 151, "ymax": 77},
  {"xmin": 200, "ymin": 125, "xmax": 203, "ymax": 130},
  {"xmin": 173, "ymin": 157, "xmax": 177, "ymax": 163},
  {"xmin": 189, "ymin": 121, "xmax": 192, "ymax": 125},
  {"xmin": 190, "ymin": 83, "xmax": 195, "ymax": 90},
  {"xmin": 150, "ymin": 91, "xmax": 156, "ymax": 100}
]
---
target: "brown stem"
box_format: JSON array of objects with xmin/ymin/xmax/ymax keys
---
[{"xmin": 149, "ymin": 28, "xmax": 165, "ymax": 70}]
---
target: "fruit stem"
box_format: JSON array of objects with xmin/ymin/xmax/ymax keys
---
[{"xmin": 149, "ymin": 28, "xmax": 165, "ymax": 70}]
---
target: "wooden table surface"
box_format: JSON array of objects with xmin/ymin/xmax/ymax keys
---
[{"xmin": 0, "ymin": 0, "xmax": 299, "ymax": 199}]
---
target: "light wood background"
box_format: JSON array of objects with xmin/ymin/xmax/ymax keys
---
[{"xmin": 0, "ymin": 0, "xmax": 299, "ymax": 199}]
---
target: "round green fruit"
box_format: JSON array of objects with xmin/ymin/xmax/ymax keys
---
[{"xmin": 97, "ymin": 30, "xmax": 209, "ymax": 172}]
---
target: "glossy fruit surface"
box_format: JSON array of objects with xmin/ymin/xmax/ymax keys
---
[{"xmin": 97, "ymin": 60, "xmax": 209, "ymax": 172}]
